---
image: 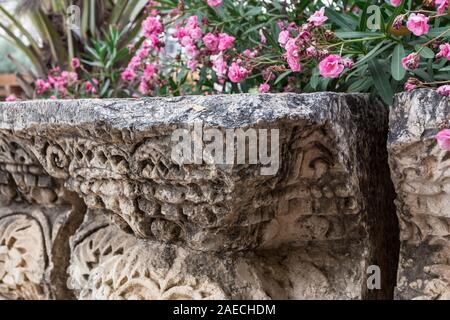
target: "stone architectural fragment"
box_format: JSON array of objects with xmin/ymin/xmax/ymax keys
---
[
  {"xmin": 388, "ymin": 89, "xmax": 450, "ymax": 300},
  {"xmin": 0, "ymin": 93, "xmax": 398, "ymax": 299},
  {"xmin": 0, "ymin": 136, "xmax": 85, "ymax": 299}
]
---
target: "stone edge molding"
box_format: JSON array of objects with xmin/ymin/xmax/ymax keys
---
[
  {"xmin": 388, "ymin": 89, "xmax": 450, "ymax": 300},
  {"xmin": 0, "ymin": 92, "xmax": 399, "ymax": 299}
]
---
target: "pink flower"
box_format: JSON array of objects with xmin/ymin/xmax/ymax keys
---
[
  {"xmin": 5, "ymin": 95, "xmax": 17, "ymax": 102},
  {"xmin": 121, "ymin": 68, "xmax": 137, "ymax": 82},
  {"xmin": 138, "ymin": 48, "xmax": 149, "ymax": 59},
  {"xmin": 401, "ymin": 53, "xmax": 420, "ymax": 70},
  {"xmin": 212, "ymin": 55, "xmax": 227, "ymax": 78},
  {"xmin": 139, "ymin": 79, "xmax": 150, "ymax": 94},
  {"xmin": 207, "ymin": 0, "xmax": 222, "ymax": 7},
  {"xmin": 143, "ymin": 63, "xmax": 156, "ymax": 81},
  {"xmin": 127, "ymin": 56, "xmax": 142, "ymax": 70},
  {"xmin": 35, "ymin": 79, "xmax": 51, "ymax": 95},
  {"xmin": 436, "ymin": 43, "xmax": 450, "ymax": 60},
  {"xmin": 436, "ymin": 0, "xmax": 448, "ymax": 14},
  {"xmin": 189, "ymin": 27, "xmax": 203, "ymax": 42},
  {"xmin": 287, "ymin": 56, "xmax": 302, "ymax": 72},
  {"xmin": 285, "ymin": 38, "xmax": 301, "ymax": 72},
  {"xmin": 390, "ymin": 0, "xmax": 402, "ymax": 7},
  {"xmin": 259, "ymin": 83, "xmax": 270, "ymax": 93},
  {"xmin": 187, "ymin": 60, "xmax": 198, "ymax": 71},
  {"xmin": 203, "ymin": 33, "xmax": 219, "ymax": 52},
  {"xmin": 343, "ymin": 58, "xmax": 354, "ymax": 69},
  {"xmin": 278, "ymin": 30, "xmax": 290, "ymax": 46},
  {"xmin": 306, "ymin": 46, "xmax": 317, "ymax": 57},
  {"xmin": 243, "ymin": 49, "xmax": 258, "ymax": 58},
  {"xmin": 227, "ymin": 62, "xmax": 249, "ymax": 83},
  {"xmin": 85, "ymin": 78, "xmax": 98, "ymax": 94},
  {"xmin": 218, "ymin": 33, "xmax": 235, "ymax": 51},
  {"xmin": 49, "ymin": 95, "xmax": 57, "ymax": 100},
  {"xmin": 404, "ymin": 79, "xmax": 417, "ymax": 91},
  {"xmin": 142, "ymin": 17, "xmax": 163, "ymax": 39},
  {"xmin": 437, "ymin": 85, "xmax": 450, "ymax": 96},
  {"xmin": 186, "ymin": 16, "xmax": 199, "ymax": 29},
  {"xmin": 436, "ymin": 129, "xmax": 450, "ymax": 151},
  {"xmin": 406, "ymin": 13, "xmax": 429, "ymax": 36},
  {"xmin": 71, "ymin": 58, "xmax": 81, "ymax": 69},
  {"xmin": 184, "ymin": 44, "xmax": 199, "ymax": 59},
  {"xmin": 308, "ymin": 7, "xmax": 328, "ymax": 27},
  {"xmin": 319, "ymin": 54, "xmax": 344, "ymax": 78}
]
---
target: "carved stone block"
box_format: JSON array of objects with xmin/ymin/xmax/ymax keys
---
[
  {"xmin": 0, "ymin": 93, "xmax": 398, "ymax": 299},
  {"xmin": 0, "ymin": 136, "xmax": 86, "ymax": 299},
  {"xmin": 388, "ymin": 89, "xmax": 450, "ymax": 299}
]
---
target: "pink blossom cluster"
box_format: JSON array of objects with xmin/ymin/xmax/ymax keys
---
[
  {"xmin": 277, "ymin": 8, "xmax": 352, "ymax": 79},
  {"xmin": 174, "ymin": 16, "xmax": 204, "ymax": 71},
  {"xmin": 121, "ymin": 15, "xmax": 164, "ymax": 95},
  {"xmin": 34, "ymin": 58, "xmax": 89, "ymax": 98}
]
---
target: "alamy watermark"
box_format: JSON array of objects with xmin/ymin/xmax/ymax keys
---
[
  {"xmin": 66, "ymin": 5, "xmax": 81, "ymax": 31},
  {"xmin": 170, "ymin": 122, "xmax": 280, "ymax": 176}
]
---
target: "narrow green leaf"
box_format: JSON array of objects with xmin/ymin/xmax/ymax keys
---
[
  {"xmin": 391, "ymin": 43, "xmax": 406, "ymax": 81},
  {"xmin": 274, "ymin": 70, "xmax": 292, "ymax": 85},
  {"xmin": 369, "ymin": 59, "xmax": 394, "ymax": 105}
]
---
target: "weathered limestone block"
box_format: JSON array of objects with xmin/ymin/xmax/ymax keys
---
[
  {"xmin": 388, "ymin": 89, "xmax": 450, "ymax": 299},
  {"xmin": 0, "ymin": 136, "xmax": 85, "ymax": 299},
  {"xmin": 68, "ymin": 209, "xmax": 367, "ymax": 300},
  {"xmin": 0, "ymin": 93, "xmax": 398, "ymax": 299}
]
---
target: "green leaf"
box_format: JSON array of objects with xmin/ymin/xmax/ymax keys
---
[
  {"xmin": 347, "ymin": 78, "xmax": 373, "ymax": 92},
  {"xmin": 391, "ymin": 44, "xmax": 406, "ymax": 81},
  {"xmin": 310, "ymin": 68, "xmax": 319, "ymax": 89},
  {"xmin": 355, "ymin": 41, "xmax": 394, "ymax": 67},
  {"xmin": 325, "ymin": 8, "xmax": 358, "ymax": 31},
  {"xmin": 417, "ymin": 46, "xmax": 435, "ymax": 59},
  {"xmin": 335, "ymin": 31, "xmax": 383, "ymax": 39},
  {"xmin": 274, "ymin": 70, "xmax": 292, "ymax": 85},
  {"xmin": 369, "ymin": 59, "xmax": 394, "ymax": 105}
]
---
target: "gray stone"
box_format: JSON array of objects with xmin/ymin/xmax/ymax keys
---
[
  {"xmin": 0, "ymin": 93, "xmax": 398, "ymax": 299},
  {"xmin": 388, "ymin": 89, "xmax": 450, "ymax": 300}
]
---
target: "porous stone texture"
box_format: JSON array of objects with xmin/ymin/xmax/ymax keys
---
[
  {"xmin": 388, "ymin": 89, "xmax": 450, "ymax": 300},
  {"xmin": 0, "ymin": 93, "xmax": 398, "ymax": 300}
]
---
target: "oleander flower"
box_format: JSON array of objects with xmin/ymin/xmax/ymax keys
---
[
  {"xmin": 285, "ymin": 38, "xmax": 301, "ymax": 72},
  {"xmin": 406, "ymin": 13, "xmax": 429, "ymax": 36},
  {"xmin": 203, "ymin": 33, "xmax": 219, "ymax": 52},
  {"xmin": 218, "ymin": 33, "xmax": 235, "ymax": 51},
  {"xmin": 437, "ymin": 85, "xmax": 450, "ymax": 96},
  {"xmin": 278, "ymin": 30, "xmax": 290, "ymax": 46},
  {"xmin": 5, "ymin": 95, "xmax": 17, "ymax": 102},
  {"xmin": 436, "ymin": 0, "xmax": 448, "ymax": 14},
  {"xmin": 401, "ymin": 53, "xmax": 420, "ymax": 70},
  {"xmin": 121, "ymin": 68, "xmax": 137, "ymax": 82},
  {"xmin": 436, "ymin": 43, "xmax": 450, "ymax": 60},
  {"xmin": 436, "ymin": 129, "xmax": 450, "ymax": 150},
  {"xmin": 71, "ymin": 58, "xmax": 81, "ymax": 69},
  {"xmin": 227, "ymin": 62, "xmax": 249, "ymax": 83},
  {"xmin": 259, "ymin": 83, "xmax": 270, "ymax": 93},
  {"xmin": 207, "ymin": 0, "xmax": 222, "ymax": 7},
  {"xmin": 390, "ymin": 0, "xmax": 402, "ymax": 7},
  {"xmin": 319, "ymin": 54, "xmax": 344, "ymax": 78},
  {"xmin": 308, "ymin": 7, "xmax": 328, "ymax": 27}
]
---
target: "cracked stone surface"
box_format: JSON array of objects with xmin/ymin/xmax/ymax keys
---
[
  {"xmin": 388, "ymin": 89, "xmax": 450, "ymax": 300},
  {"xmin": 0, "ymin": 93, "xmax": 398, "ymax": 299}
]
